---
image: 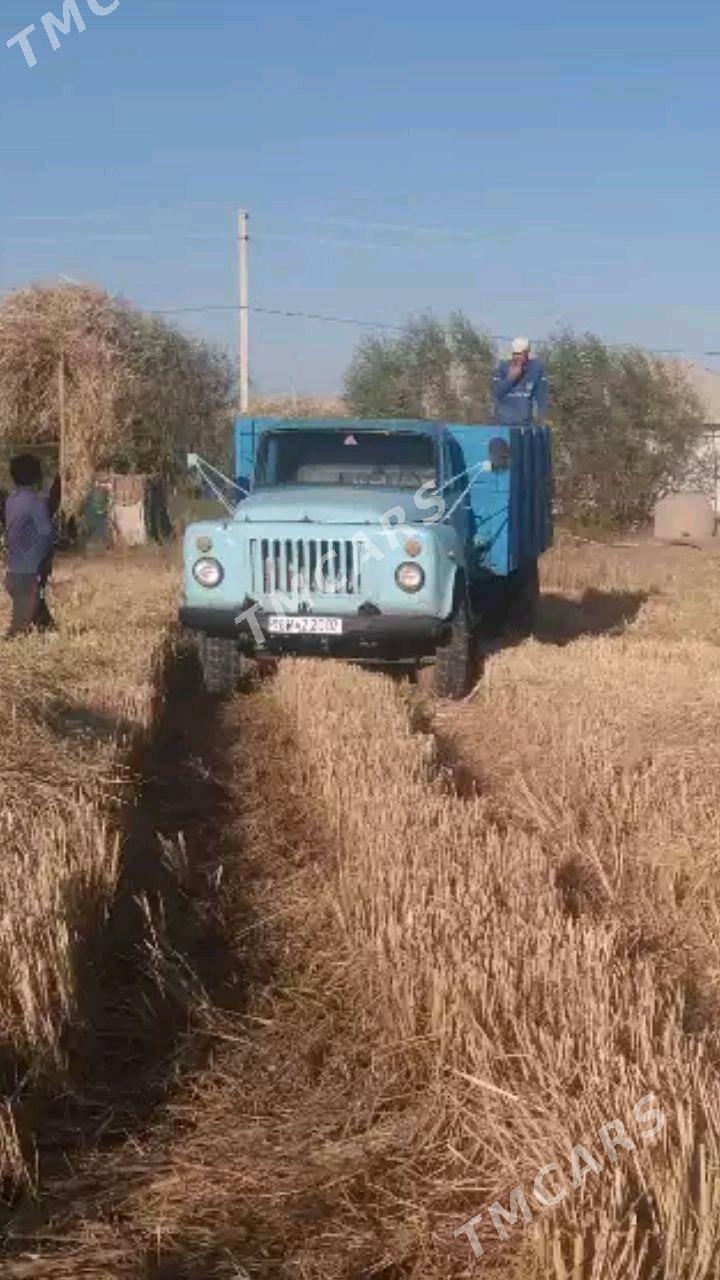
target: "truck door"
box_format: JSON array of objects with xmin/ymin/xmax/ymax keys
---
[
  {"xmin": 442, "ymin": 434, "xmax": 473, "ymax": 548},
  {"xmin": 234, "ymin": 417, "xmax": 257, "ymax": 492},
  {"xmin": 446, "ymin": 425, "xmax": 514, "ymax": 576}
]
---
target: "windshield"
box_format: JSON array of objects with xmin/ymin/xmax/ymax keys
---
[{"xmin": 255, "ymin": 429, "xmax": 437, "ymax": 490}]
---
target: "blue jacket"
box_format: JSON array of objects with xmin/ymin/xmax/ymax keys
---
[
  {"xmin": 5, "ymin": 487, "xmax": 53, "ymax": 574},
  {"xmin": 492, "ymin": 357, "xmax": 549, "ymax": 427}
]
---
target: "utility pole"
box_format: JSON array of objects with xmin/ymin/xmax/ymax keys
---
[{"xmin": 238, "ymin": 208, "xmax": 249, "ymax": 413}]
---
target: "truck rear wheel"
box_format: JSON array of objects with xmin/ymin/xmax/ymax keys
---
[
  {"xmin": 434, "ymin": 599, "xmax": 474, "ymax": 699},
  {"xmin": 197, "ymin": 634, "xmax": 245, "ymax": 695}
]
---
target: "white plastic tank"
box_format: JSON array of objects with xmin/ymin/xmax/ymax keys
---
[{"xmin": 654, "ymin": 491, "xmax": 715, "ymax": 544}]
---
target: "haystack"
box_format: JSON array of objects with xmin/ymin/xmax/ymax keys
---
[{"xmin": 0, "ymin": 282, "xmax": 235, "ymax": 514}]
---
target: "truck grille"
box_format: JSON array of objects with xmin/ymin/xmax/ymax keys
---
[{"xmin": 249, "ymin": 538, "xmax": 362, "ymax": 597}]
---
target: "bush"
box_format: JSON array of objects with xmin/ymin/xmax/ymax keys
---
[
  {"xmin": 345, "ymin": 312, "xmax": 495, "ymax": 422},
  {"xmin": 542, "ymin": 332, "xmax": 705, "ymax": 528},
  {"xmin": 344, "ymin": 315, "xmax": 705, "ymax": 528}
]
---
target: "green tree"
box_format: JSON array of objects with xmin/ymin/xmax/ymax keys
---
[
  {"xmin": 543, "ymin": 332, "xmax": 705, "ymax": 526},
  {"xmin": 345, "ymin": 314, "xmax": 705, "ymax": 528},
  {"xmin": 344, "ymin": 312, "xmax": 496, "ymax": 422}
]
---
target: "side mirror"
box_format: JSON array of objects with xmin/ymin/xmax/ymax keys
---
[
  {"xmin": 234, "ymin": 476, "xmax": 251, "ymax": 504},
  {"xmin": 489, "ymin": 438, "xmax": 511, "ymax": 472}
]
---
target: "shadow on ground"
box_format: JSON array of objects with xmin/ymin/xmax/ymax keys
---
[
  {"xmin": 534, "ymin": 588, "xmax": 649, "ymax": 644},
  {"xmin": 2, "ymin": 641, "xmax": 264, "ymax": 1252},
  {"xmin": 45, "ymin": 701, "xmax": 137, "ymax": 744},
  {"xmin": 143, "ymin": 1248, "xmax": 411, "ymax": 1280}
]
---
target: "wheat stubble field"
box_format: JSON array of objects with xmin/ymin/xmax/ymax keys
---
[{"xmin": 2, "ymin": 536, "xmax": 720, "ymax": 1279}]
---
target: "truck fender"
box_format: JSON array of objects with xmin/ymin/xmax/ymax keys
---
[{"xmin": 440, "ymin": 566, "xmax": 467, "ymax": 621}]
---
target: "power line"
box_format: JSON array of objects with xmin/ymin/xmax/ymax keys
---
[
  {"xmin": 252, "ymin": 304, "xmax": 400, "ymax": 332},
  {"xmin": 0, "ymin": 209, "xmax": 502, "ymax": 246},
  {"xmin": 1, "ymin": 215, "xmax": 718, "ymax": 354},
  {"xmin": 304, "ymin": 216, "xmax": 492, "ymax": 242},
  {"xmin": 2, "ymin": 208, "xmax": 720, "ymax": 357},
  {"xmin": 148, "ymin": 302, "xmax": 407, "ymax": 332},
  {"xmin": 1, "ymin": 228, "xmax": 479, "ymax": 254},
  {"xmin": 0, "ymin": 278, "xmax": 714, "ymax": 357},
  {"xmin": 254, "ymin": 231, "xmax": 423, "ymax": 251},
  {"xmin": 146, "ymin": 302, "xmax": 718, "ymax": 358}
]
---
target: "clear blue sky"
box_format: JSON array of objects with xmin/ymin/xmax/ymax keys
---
[{"xmin": 2, "ymin": 0, "xmax": 720, "ymax": 393}]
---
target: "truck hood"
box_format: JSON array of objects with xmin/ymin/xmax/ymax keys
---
[{"xmin": 232, "ymin": 485, "xmax": 439, "ymax": 526}]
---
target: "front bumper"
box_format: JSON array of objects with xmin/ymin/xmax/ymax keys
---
[{"xmin": 179, "ymin": 604, "xmax": 449, "ymax": 657}]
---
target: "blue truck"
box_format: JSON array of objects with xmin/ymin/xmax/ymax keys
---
[{"xmin": 179, "ymin": 417, "xmax": 553, "ymax": 698}]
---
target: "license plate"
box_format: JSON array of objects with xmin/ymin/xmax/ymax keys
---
[{"xmin": 267, "ymin": 616, "xmax": 343, "ymax": 635}]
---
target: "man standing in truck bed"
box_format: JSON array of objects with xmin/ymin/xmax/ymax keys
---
[{"xmin": 492, "ymin": 336, "xmax": 549, "ymax": 427}]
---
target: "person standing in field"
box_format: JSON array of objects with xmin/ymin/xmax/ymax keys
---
[
  {"xmin": 38, "ymin": 471, "xmax": 61, "ymax": 630},
  {"xmin": 492, "ymin": 336, "xmax": 549, "ymax": 427},
  {"xmin": 4, "ymin": 453, "xmax": 57, "ymax": 638}
]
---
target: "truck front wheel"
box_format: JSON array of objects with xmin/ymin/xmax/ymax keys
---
[
  {"xmin": 433, "ymin": 599, "xmax": 474, "ymax": 699},
  {"xmin": 197, "ymin": 634, "xmax": 245, "ymax": 695}
]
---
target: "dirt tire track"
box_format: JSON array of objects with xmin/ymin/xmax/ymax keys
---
[{"xmin": 2, "ymin": 645, "xmax": 260, "ymax": 1275}]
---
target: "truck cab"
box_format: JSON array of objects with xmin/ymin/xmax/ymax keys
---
[{"xmin": 179, "ymin": 417, "xmax": 552, "ymax": 698}]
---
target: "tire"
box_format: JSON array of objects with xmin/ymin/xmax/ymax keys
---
[
  {"xmin": 197, "ymin": 634, "xmax": 244, "ymax": 695},
  {"xmin": 434, "ymin": 598, "xmax": 474, "ymax": 699},
  {"xmin": 472, "ymin": 575, "xmax": 509, "ymax": 638},
  {"xmin": 506, "ymin": 558, "xmax": 540, "ymax": 635}
]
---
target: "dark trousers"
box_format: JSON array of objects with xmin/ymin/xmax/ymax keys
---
[
  {"xmin": 37, "ymin": 557, "xmax": 56, "ymax": 631},
  {"xmin": 5, "ymin": 571, "xmax": 55, "ymax": 637}
]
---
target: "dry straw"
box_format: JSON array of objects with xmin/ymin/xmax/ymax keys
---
[
  {"xmin": 0, "ymin": 282, "xmax": 235, "ymax": 509},
  {"xmin": 5, "ymin": 538, "xmax": 720, "ymax": 1280},
  {"xmin": 0, "ymin": 551, "xmax": 175, "ymax": 1190}
]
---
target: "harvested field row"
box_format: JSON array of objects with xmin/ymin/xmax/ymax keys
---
[
  {"xmin": 0, "ymin": 553, "xmax": 176, "ymax": 1192},
  {"xmin": 6, "ymin": 539, "xmax": 720, "ymax": 1279}
]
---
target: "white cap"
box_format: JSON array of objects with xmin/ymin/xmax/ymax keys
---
[{"xmin": 511, "ymin": 335, "xmax": 530, "ymax": 354}]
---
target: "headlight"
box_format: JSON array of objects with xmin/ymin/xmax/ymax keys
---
[
  {"xmin": 192, "ymin": 556, "xmax": 224, "ymax": 588},
  {"xmin": 395, "ymin": 562, "xmax": 425, "ymax": 593}
]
